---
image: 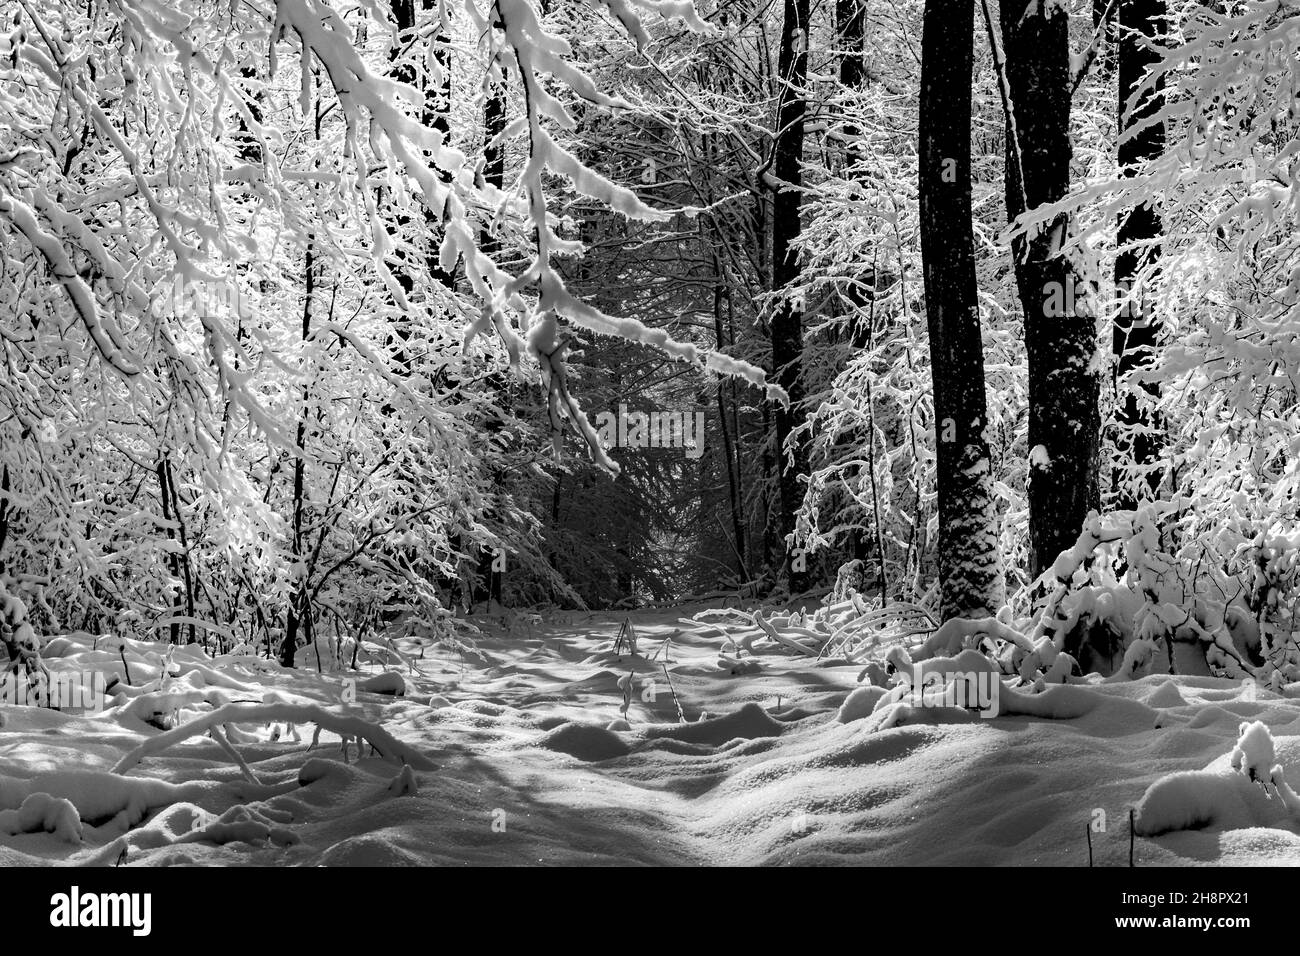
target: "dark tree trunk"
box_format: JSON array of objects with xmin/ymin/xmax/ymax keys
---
[
  {"xmin": 700, "ymin": 130, "xmax": 748, "ymax": 580},
  {"xmin": 157, "ymin": 459, "xmax": 183, "ymax": 646},
  {"xmin": 482, "ymin": 80, "xmax": 507, "ymax": 237},
  {"xmin": 281, "ymin": 84, "xmax": 325, "ymax": 669},
  {"xmin": 837, "ymin": 0, "xmax": 865, "ymax": 121},
  {"xmin": 1001, "ymin": 0, "xmax": 1101, "ymax": 578},
  {"xmin": 0, "ymin": 466, "xmax": 9, "ymax": 576},
  {"xmin": 390, "ymin": 0, "xmax": 455, "ymax": 290},
  {"xmin": 1113, "ymin": 0, "xmax": 1166, "ymax": 505},
  {"xmin": 771, "ymin": 0, "xmax": 811, "ymax": 594},
  {"xmin": 471, "ymin": 69, "xmax": 509, "ymax": 609},
  {"xmin": 714, "ymin": 302, "xmax": 747, "ymax": 580},
  {"xmin": 837, "ymin": 0, "xmax": 889, "ymax": 600},
  {"xmin": 1092, "ymin": 0, "xmax": 1117, "ymax": 80},
  {"xmin": 919, "ymin": 0, "xmax": 1006, "ymax": 618},
  {"xmin": 281, "ymin": 235, "xmax": 314, "ymax": 669},
  {"xmin": 163, "ymin": 460, "xmax": 196, "ymax": 644}
]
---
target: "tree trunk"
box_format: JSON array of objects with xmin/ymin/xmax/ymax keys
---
[
  {"xmin": 919, "ymin": 0, "xmax": 1006, "ymax": 618},
  {"xmin": 0, "ymin": 466, "xmax": 9, "ymax": 576},
  {"xmin": 701, "ymin": 130, "xmax": 747, "ymax": 581},
  {"xmin": 282, "ymin": 84, "xmax": 323, "ymax": 668},
  {"xmin": 472, "ymin": 68, "xmax": 509, "ymax": 608},
  {"xmin": 163, "ymin": 460, "xmax": 196, "ymax": 644},
  {"xmin": 156, "ymin": 459, "xmax": 183, "ymax": 646},
  {"xmin": 1001, "ymin": 0, "xmax": 1101, "ymax": 578},
  {"xmin": 838, "ymin": 0, "xmax": 889, "ymax": 600},
  {"xmin": 1092, "ymin": 0, "xmax": 1116, "ymax": 81},
  {"xmin": 389, "ymin": 0, "xmax": 455, "ymax": 290},
  {"xmin": 837, "ymin": 0, "xmax": 865, "ymax": 126},
  {"xmin": 1113, "ymin": 0, "xmax": 1166, "ymax": 505},
  {"xmin": 281, "ymin": 235, "xmax": 313, "ymax": 668},
  {"xmin": 771, "ymin": 0, "xmax": 811, "ymax": 594}
]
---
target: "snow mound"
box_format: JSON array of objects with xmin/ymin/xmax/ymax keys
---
[
  {"xmin": 1135, "ymin": 723, "xmax": 1300, "ymax": 837},
  {"xmin": 1230, "ymin": 720, "xmax": 1275, "ymax": 783},
  {"xmin": 0, "ymin": 793, "xmax": 82, "ymax": 842},
  {"xmin": 1133, "ymin": 770, "xmax": 1275, "ymax": 836},
  {"xmin": 0, "ymin": 771, "xmax": 197, "ymax": 829},
  {"xmin": 177, "ymin": 805, "xmax": 299, "ymax": 848},
  {"xmin": 641, "ymin": 702, "xmax": 784, "ymax": 746},
  {"xmin": 538, "ymin": 722, "xmax": 631, "ymax": 761},
  {"xmin": 865, "ymin": 700, "xmax": 983, "ymax": 732},
  {"xmin": 318, "ymin": 832, "xmax": 429, "ymax": 866},
  {"xmin": 358, "ymin": 672, "xmax": 407, "ymax": 696},
  {"xmin": 836, "ymin": 686, "xmax": 888, "ymax": 723},
  {"xmin": 387, "ymin": 765, "xmax": 418, "ymax": 797},
  {"xmin": 1146, "ymin": 680, "xmax": 1187, "ymax": 708}
]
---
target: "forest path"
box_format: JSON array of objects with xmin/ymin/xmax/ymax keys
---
[{"xmin": 3, "ymin": 606, "xmax": 1299, "ymax": 865}]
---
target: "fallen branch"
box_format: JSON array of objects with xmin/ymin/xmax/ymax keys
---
[
  {"xmin": 751, "ymin": 610, "xmax": 819, "ymax": 655},
  {"xmin": 208, "ymin": 724, "xmax": 263, "ymax": 785},
  {"xmin": 112, "ymin": 702, "xmax": 437, "ymax": 774}
]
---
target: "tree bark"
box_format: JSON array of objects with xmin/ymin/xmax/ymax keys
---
[
  {"xmin": 0, "ymin": 466, "xmax": 9, "ymax": 576},
  {"xmin": 1001, "ymin": 0, "xmax": 1101, "ymax": 577},
  {"xmin": 472, "ymin": 63, "xmax": 508, "ymax": 608},
  {"xmin": 699, "ymin": 129, "xmax": 748, "ymax": 580},
  {"xmin": 1113, "ymin": 0, "xmax": 1166, "ymax": 505},
  {"xmin": 837, "ymin": 0, "xmax": 865, "ymax": 127},
  {"xmin": 157, "ymin": 459, "xmax": 183, "ymax": 646},
  {"xmin": 281, "ymin": 234, "xmax": 313, "ymax": 668},
  {"xmin": 919, "ymin": 0, "xmax": 1006, "ymax": 618},
  {"xmin": 771, "ymin": 0, "xmax": 811, "ymax": 594},
  {"xmin": 391, "ymin": 0, "xmax": 454, "ymax": 290},
  {"xmin": 837, "ymin": 0, "xmax": 889, "ymax": 600}
]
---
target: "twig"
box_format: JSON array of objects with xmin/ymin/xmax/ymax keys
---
[
  {"xmin": 1129, "ymin": 808, "xmax": 1135, "ymax": 866},
  {"xmin": 661, "ymin": 662, "xmax": 685, "ymax": 723},
  {"xmin": 1070, "ymin": 0, "xmax": 1120, "ymax": 97},
  {"xmin": 614, "ymin": 617, "xmax": 639, "ymax": 656}
]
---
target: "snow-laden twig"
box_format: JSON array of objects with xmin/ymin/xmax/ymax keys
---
[
  {"xmin": 0, "ymin": 578, "xmax": 49, "ymax": 688},
  {"xmin": 0, "ymin": 191, "xmax": 141, "ymax": 377},
  {"xmin": 112, "ymin": 702, "xmax": 437, "ymax": 774}
]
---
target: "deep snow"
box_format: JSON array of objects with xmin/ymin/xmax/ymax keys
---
[{"xmin": 3, "ymin": 604, "xmax": 1300, "ymax": 866}]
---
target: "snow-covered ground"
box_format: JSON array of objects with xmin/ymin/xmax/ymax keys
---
[{"xmin": 3, "ymin": 605, "xmax": 1300, "ymax": 866}]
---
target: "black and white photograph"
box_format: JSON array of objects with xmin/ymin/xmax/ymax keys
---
[{"xmin": 0, "ymin": 0, "xmax": 1293, "ymax": 914}]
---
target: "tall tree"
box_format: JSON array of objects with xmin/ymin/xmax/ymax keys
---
[
  {"xmin": 282, "ymin": 79, "xmax": 324, "ymax": 669},
  {"xmin": 835, "ymin": 0, "xmax": 890, "ymax": 597},
  {"xmin": 473, "ymin": 45, "xmax": 509, "ymax": 608},
  {"xmin": 770, "ymin": 0, "xmax": 812, "ymax": 594},
  {"xmin": 1113, "ymin": 0, "xmax": 1167, "ymax": 505},
  {"xmin": 837, "ymin": 0, "xmax": 865, "ymax": 108},
  {"xmin": 1000, "ymin": 0, "xmax": 1101, "ymax": 578},
  {"xmin": 919, "ymin": 0, "xmax": 1006, "ymax": 618},
  {"xmin": 391, "ymin": 0, "xmax": 454, "ymax": 291}
]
